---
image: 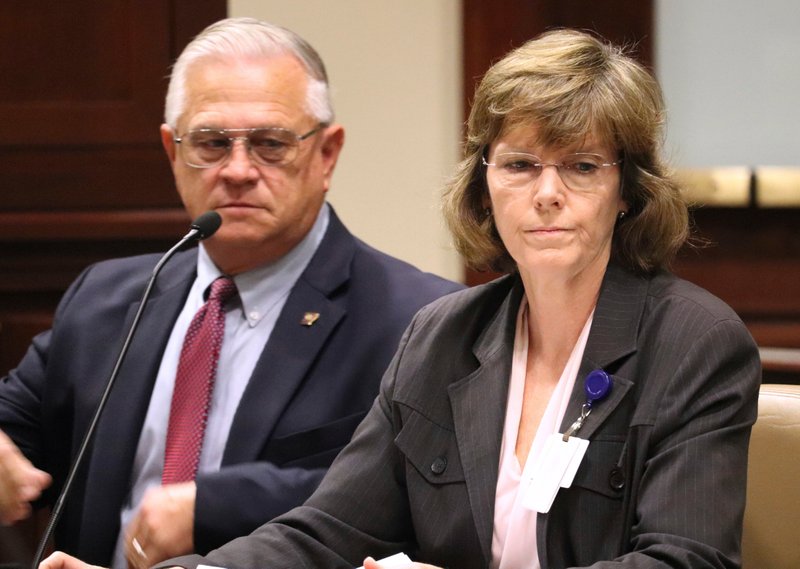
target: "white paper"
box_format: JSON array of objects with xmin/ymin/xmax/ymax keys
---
[{"xmin": 355, "ymin": 552, "xmax": 413, "ymax": 569}]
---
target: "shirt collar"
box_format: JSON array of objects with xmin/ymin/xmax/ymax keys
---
[{"xmin": 194, "ymin": 203, "xmax": 330, "ymax": 327}]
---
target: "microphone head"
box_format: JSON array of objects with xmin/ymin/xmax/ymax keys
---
[{"xmin": 190, "ymin": 211, "xmax": 222, "ymax": 240}]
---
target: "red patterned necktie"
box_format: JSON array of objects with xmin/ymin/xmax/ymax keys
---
[{"xmin": 162, "ymin": 276, "xmax": 237, "ymax": 484}]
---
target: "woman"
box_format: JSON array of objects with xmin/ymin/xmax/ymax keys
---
[{"xmin": 44, "ymin": 28, "xmax": 760, "ymax": 569}]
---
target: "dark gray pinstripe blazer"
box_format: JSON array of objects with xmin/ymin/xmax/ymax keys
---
[{"xmin": 168, "ymin": 263, "xmax": 761, "ymax": 569}]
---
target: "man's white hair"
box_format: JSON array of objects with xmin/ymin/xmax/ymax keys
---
[{"xmin": 164, "ymin": 17, "xmax": 334, "ymax": 129}]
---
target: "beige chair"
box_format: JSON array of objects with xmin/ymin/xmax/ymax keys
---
[{"xmin": 742, "ymin": 384, "xmax": 800, "ymax": 568}]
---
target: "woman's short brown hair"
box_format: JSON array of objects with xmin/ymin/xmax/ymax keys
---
[{"xmin": 442, "ymin": 29, "xmax": 688, "ymax": 274}]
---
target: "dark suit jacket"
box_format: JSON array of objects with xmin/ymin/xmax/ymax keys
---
[
  {"xmin": 0, "ymin": 208, "xmax": 462, "ymax": 565},
  {"xmin": 172, "ymin": 263, "xmax": 761, "ymax": 569}
]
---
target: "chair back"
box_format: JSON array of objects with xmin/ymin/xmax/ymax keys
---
[{"xmin": 742, "ymin": 383, "xmax": 800, "ymax": 568}]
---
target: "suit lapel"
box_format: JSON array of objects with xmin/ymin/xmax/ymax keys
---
[
  {"xmin": 78, "ymin": 251, "xmax": 197, "ymax": 560},
  {"xmin": 221, "ymin": 280, "xmax": 345, "ymax": 462},
  {"xmin": 223, "ymin": 209, "xmax": 354, "ymax": 463},
  {"xmin": 448, "ymin": 279, "xmax": 524, "ymax": 564}
]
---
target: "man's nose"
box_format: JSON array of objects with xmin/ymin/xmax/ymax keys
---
[{"xmin": 221, "ymin": 138, "xmax": 256, "ymax": 178}]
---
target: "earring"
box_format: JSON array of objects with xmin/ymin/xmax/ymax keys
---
[
  {"xmin": 484, "ymin": 207, "xmax": 492, "ymax": 219},
  {"xmin": 617, "ymin": 210, "xmax": 627, "ymax": 220}
]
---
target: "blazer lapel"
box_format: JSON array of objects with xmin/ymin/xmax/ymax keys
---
[
  {"xmin": 448, "ymin": 279, "xmax": 524, "ymax": 564},
  {"xmin": 558, "ymin": 264, "xmax": 648, "ymax": 439},
  {"xmin": 222, "ymin": 208, "xmax": 353, "ymax": 463},
  {"xmin": 78, "ymin": 251, "xmax": 197, "ymax": 560}
]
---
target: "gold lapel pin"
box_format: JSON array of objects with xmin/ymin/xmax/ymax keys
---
[{"xmin": 301, "ymin": 312, "xmax": 320, "ymax": 326}]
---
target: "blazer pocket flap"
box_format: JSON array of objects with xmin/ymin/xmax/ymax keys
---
[
  {"xmin": 394, "ymin": 409, "xmax": 464, "ymax": 484},
  {"xmin": 571, "ymin": 439, "xmax": 625, "ymax": 499},
  {"xmin": 264, "ymin": 410, "xmax": 368, "ymax": 466}
]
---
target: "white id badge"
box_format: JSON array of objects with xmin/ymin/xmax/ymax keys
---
[
  {"xmin": 560, "ymin": 436, "xmax": 589, "ymax": 488},
  {"xmin": 522, "ymin": 433, "xmax": 585, "ymax": 513}
]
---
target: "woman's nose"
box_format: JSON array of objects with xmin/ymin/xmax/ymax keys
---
[{"xmin": 531, "ymin": 164, "xmax": 566, "ymax": 207}]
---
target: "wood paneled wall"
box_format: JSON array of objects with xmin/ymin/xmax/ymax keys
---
[
  {"xmin": 0, "ymin": 1, "xmax": 226, "ymax": 378},
  {"xmin": 0, "ymin": 1, "xmax": 225, "ymax": 562}
]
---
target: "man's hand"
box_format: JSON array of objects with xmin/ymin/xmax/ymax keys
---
[
  {"xmin": 0, "ymin": 429, "xmax": 52, "ymax": 525},
  {"xmin": 39, "ymin": 551, "xmax": 105, "ymax": 569},
  {"xmin": 124, "ymin": 481, "xmax": 196, "ymax": 569}
]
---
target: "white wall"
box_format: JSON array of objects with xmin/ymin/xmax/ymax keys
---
[
  {"xmin": 655, "ymin": 0, "xmax": 800, "ymax": 168},
  {"xmin": 228, "ymin": 0, "xmax": 463, "ymax": 282}
]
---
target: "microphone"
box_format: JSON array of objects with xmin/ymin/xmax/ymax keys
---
[
  {"xmin": 188, "ymin": 210, "xmax": 222, "ymax": 241},
  {"xmin": 31, "ymin": 211, "xmax": 222, "ymax": 569}
]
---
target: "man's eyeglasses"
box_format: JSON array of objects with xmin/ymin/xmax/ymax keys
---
[
  {"xmin": 174, "ymin": 124, "xmax": 327, "ymax": 168},
  {"xmin": 482, "ymin": 152, "xmax": 621, "ymax": 192}
]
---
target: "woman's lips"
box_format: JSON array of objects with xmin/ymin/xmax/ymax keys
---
[{"xmin": 526, "ymin": 226, "xmax": 569, "ymax": 234}]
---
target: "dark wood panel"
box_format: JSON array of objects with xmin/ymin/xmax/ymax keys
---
[
  {"xmin": 760, "ymin": 347, "xmax": 800, "ymax": 385},
  {"xmin": 462, "ymin": 0, "xmax": 653, "ymax": 117},
  {"xmin": 0, "ymin": 0, "xmax": 226, "ymax": 562},
  {"xmin": 0, "ymin": 209, "xmax": 190, "ymax": 241},
  {"xmin": 1, "ymin": 4, "xmax": 142, "ymax": 101},
  {"xmin": 673, "ymin": 207, "xmax": 800, "ymax": 348},
  {"xmin": 683, "ymin": 208, "xmax": 800, "ymax": 262},
  {"xmin": 171, "ymin": 0, "xmax": 228, "ymax": 54},
  {"xmin": 675, "ymin": 258, "xmax": 800, "ymax": 316},
  {"xmin": 0, "ymin": 0, "xmax": 226, "ymax": 354},
  {"xmin": 748, "ymin": 323, "xmax": 800, "ymax": 349},
  {"xmin": 549, "ymin": 0, "xmax": 654, "ymax": 67},
  {"xmin": 0, "ymin": 146, "xmax": 177, "ymax": 210},
  {"xmin": 0, "ymin": 0, "xmax": 225, "ymax": 338},
  {"xmin": 462, "ymin": 0, "xmax": 546, "ymax": 103},
  {"xmin": 0, "ymin": 235, "xmax": 192, "ymax": 290},
  {"xmin": 0, "ymin": 0, "xmax": 171, "ymax": 145}
]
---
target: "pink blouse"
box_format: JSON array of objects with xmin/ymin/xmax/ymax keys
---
[{"xmin": 490, "ymin": 299, "xmax": 594, "ymax": 569}]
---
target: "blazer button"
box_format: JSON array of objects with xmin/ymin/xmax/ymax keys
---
[
  {"xmin": 430, "ymin": 456, "xmax": 447, "ymax": 475},
  {"xmin": 609, "ymin": 467, "xmax": 625, "ymax": 491}
]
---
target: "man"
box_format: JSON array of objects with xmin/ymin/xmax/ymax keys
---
[{"xmin": 0, "ymin": 17, "xmax": 461, "ymax": 569}]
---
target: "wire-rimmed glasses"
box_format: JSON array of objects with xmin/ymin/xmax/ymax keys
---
[
  {"xmin": 174, "ymin": 124, "xmax": 327, "ymax": 168},
  {"xmin": 482, "ymin": 152, "xmax": 621, "ymax": 192}
]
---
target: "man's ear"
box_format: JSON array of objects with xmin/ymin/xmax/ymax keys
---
[
  {"xmin": 160, "ymin": 124, "xmax": 178, "ymax": 165},
  {"xmin": 320, "ymin": 124, "xmax": 345, "ymax": 191}
]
